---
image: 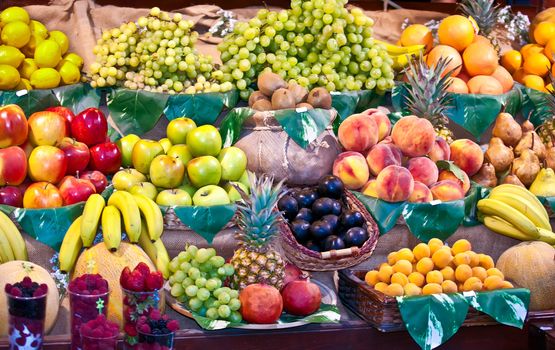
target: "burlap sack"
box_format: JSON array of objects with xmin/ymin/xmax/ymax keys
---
[{"xmin": 234, "ymin": 111, "xmax": 341, "ymax": 186}]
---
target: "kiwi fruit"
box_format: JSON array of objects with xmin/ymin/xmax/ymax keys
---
[
  {"xmin": 252, "ymin": 99, "xmax": 273, "ymax": 111},
  {"xmin": 296, "ymin": 103, "xmax": 314, "ymax": 110},
  {"xmin": 271, "ymin": 88, "xmax": 296, "ymax": 110},
  {"xmin": 287, "ymin": 82, "xmax": 309, "ymax": 103},
  {"xmin": 307, "ymin": 87, "xmax": 332, "ymax": 109},
  {"xmin": 257, "ymin": 71, "xmax": 286, "ymax": 97},
  {"xmin": 248, "ymin": 91, "xmax": 269, "ymax": 107}
]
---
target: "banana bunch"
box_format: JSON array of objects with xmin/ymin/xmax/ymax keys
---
[
  {"xmin": 0, "ymin": 211, "xmax": 28, "ymax": 263},
  {"xmin": 478, "ymin": 184, "xmax": 555, "ymax": 245},
  {"xmin": 375, "ymin": 39, "xmax": 425, "ymax": 70}
]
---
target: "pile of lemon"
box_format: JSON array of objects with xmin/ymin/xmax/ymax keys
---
[
  {"xmin": 0, "ymin": 6, "xmax": 83, "ymax": 90},
  {"xmin": 364, "ymin": 239, "xmax": 514, "ymax": 297}
]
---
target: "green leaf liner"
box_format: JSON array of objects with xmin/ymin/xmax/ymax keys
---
[
  {"xmin": 53, "ymin": 83, "xmax": 102, "ymax": 113},
  {"xmin": 464, "ymin": 289, "xmax": 530, "ymax": 328},
  {"xmin": 331, "ymin": 90, "xmax": 386, "ymax": 121},
  {"xmin": 220, "ymin": 107, "xmax": 256, "ymax": 147},
  {"xmin": 518, "ymin": 83, "xmax": 552, "ymax": 126},
  {"xmin": 463, "ymin": 184, "xmax": 491, "ymax": 226},
  {"xmin": 391, "ymin": 83, "xmax": 522, "ymax": 140},
  {"xmin": 164, "ymin": 89, "xmax": 239, "ymax": 125}
]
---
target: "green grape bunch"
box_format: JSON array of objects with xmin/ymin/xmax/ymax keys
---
[
  {"xmin": 214, "ymin": 0, "xmax": 395, "ymax": 99},
  {"xmin": 168, "ymin": 245, "xmax": 243, "ymax": 323},
  {"xmin": 90, "ymin": 7, "xmax": 233, "ymax": 94}
]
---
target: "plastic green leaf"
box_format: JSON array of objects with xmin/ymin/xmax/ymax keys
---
[
  {"xmin": 397, "ymin": 293, "xmax": 469, "ymax": 350},
  {"xmin": 220, "ymin": 107, "xmax": 256, "ymax": 147},
  {"xmin": 273, "ymin": 108, "xmax": 334, "ymax": 149},
  {"xmin": 106, "ymin": 88, "xmax": 169, "ymax": 136},
  {"xmin": 53, "ymin": 83, "xmax": 101, "ymax": 113},
  {"xmin": 170, "ymin": 204, "xmax": 237, "ymax": 243},
  {"xmin": 536, "ymin": 196, "xmax": 555, "ymax": 212},
  {"xmin": 463, "ymin": 184, "xmax": 491, "ymax": 226},
  {"xmin": 331, "ymin": 90, "xmax": 386, "ymax": 121},
  {"xmin": 518, "ymin": 83, "xmax": 552, "ymax": 126},
  {"xmin": 1, "ymin": 89, "xmax": 60, "ymax": 116},
  {"xmin": 402, "ymin": 199, "xmax": 465, "ymax": 242},
  {"xmin": 464, "ymin": 289, "xmax": 530, "ymax": 328},
  {"xmin": 436, "ymin": 161, "xmax": 466, "ymax": 183},
  {"xmin": 351, "ymin": 191, "xmax": 404, "ymax": 234},
  {"xmin": 164, "ymin": 90, "xmax": 239, "ymax": 125}
]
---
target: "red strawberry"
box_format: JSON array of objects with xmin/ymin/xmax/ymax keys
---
[
  {"xmin": 167, "ymin": 320, "xmax": 179, "ymax": 332},
  {"xmin": 145, "ymin": 271, "xmax": 164, "ymax": 291},
  {"xmin": 124, "ymin": 323, "xmax": 138, "ymax": 337},
  {"xmin": 21, "ymin": 277, "xmax": 32, "ymax": 288},
  {"xmin": 138, "ymin": 323, "xmax": 151, "ymax": 334},
  {"xmin": 120, "ymin": 267, "xmax": 132, "ymax": 289},
  {"xmin": 134, "ymin": 262, "xmax": 151, "ymax": 277},
  {"xmin": 149, "ymin": 309, "xmax": 162, "ymax": 321},
  {"xmin": 9, "ymin": 287, "xmax": 22, "ymax": 297},
  {"xmin": 127, "ymin": 270, "xmax": 145, "ymax": 292}
]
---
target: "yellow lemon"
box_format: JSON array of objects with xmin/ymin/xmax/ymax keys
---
[
  {"xmin": 15, "ymin": 78, "xmax": 32, "ymax": 91},
  {"xmin": 0, "ymin": 7, "xmax": 30, "ymax": 25},
  {"xmin": 58, "ymin": 60, "xmax": 80, "ymax": 85},
  {"xmin": 63, "ymin": 53, "xmax": 83, "ymax": 69},
  {"xmin": 48, "ymin": 30, "xmax": 69, "ymax": 55},
  {"xmin": 0, "ymin": 45, "xmax": 24, "ymax": 67},
  {"xmin": 18, "ymin": 58, "xmax": 38, "ymax": 79},
  {"xmin": 30, "ymin": 67, "xmax": 60, "ymax": 89},
  {"xmin": 29, "ymin": 20, "xmax": 48, "ymax": 39},
  {"xmin": 1, "ymin": 21, "xmax": 31, "ymax": 48},
  {"xmin": 0, "ymin": 64, "xmax": 21, "ymax": 90},
  {"xmin": 21, "ymin": 33, "xmax": 45, "ymax": 57},
  {"xmin": 34, "ymin": 39, "xmax": 61, "ymax": 68}
]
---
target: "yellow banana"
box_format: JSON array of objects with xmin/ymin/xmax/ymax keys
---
[
  {"xmin": 101, "ymin": 205, "xmax": 121, "ymax": 252},
  {"xmin": 538, "ymin": 228, "xmax": 555, "ymax": 244},
  {"xmin": 133, "ymin": 194, "xmax": 164, "ymax": 241},
  {"xmin": 0, "ymin": 225, "xmax": 15, "ymax": 262},
  {"xmin": 489, "ymin": 191, "xmax": 551, "ymax": 231},
  {"xmin": 490, "ymin": 184, "xmax": 549, "ymax": 223},
  {"xmin": 483, "ymin": 215, "xmax": 535, "ymax": 241},
  {"xmin": 108, "ymin": 191, "xmax": 141, "ymax": 243},
  {"xmin": 0, "ymin": 211, "xmax": 27, "ymax": 260},
  {"xmin": 374, "ymin": 39, "xmax": 424, "ymax": 56},
  {"xmin": 59, "ymin": 216, "xmax": 83, "ymax": 273},
  {"xmin": 154, "ymin": 239, "xmax": 170, "ymax": 279},
  {"xmin": 81, "ymin": 194, "xmax": 106, "ymax": 247},
  {"xmin": 477, "ymin": 198, "xmax": 540, "ymax": 238}
]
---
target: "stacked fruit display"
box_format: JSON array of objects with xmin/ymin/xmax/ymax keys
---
[
  {"xmin": 333, "ymin": 109, "xmax": 482, "ymax": 203},
  {"xmin": 278, "ymin": 175, "xmax": 370, "ymax": 252},
  {"xmin": 0, "ymin": 105, "xmax": 117, "ymax": 208},
  {"xmin": 248, "ymin": 71, "xmax": 332, "ymax": 111},
  {"xmin": 0, "ymin": 6, "xmax": 83, "ymax": 90},
  {"xmin": 364, "ymin": 239, "xmax": 513, "ymax": 297},
  {"xmin": 115, "ymin": 118, "xmax": 248, "ymax": 207}
]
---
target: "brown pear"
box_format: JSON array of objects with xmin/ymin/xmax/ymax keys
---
[
  {"xmin": 502, "ymin": 174, "xmax": 525, "ymax": 187},
  {"xmin": 471, "ymin": 163, "xmax": 498, "ymax": 188},
  {"xmin": 512, "ymin": 149, "xmax": 541, "ymax": 186},
  {"xmin": 521, "ymin": 119, "xmax": 534, "ymax": 133},
  {"xmin": 545, "ymin": 145, "xmax": 555, "ymax": 171},
  {"xmin": 257, "ymin": 71, "xmax": 286, "ymax": 97},
  {"xmin": 248, "ymin": 91, "xmax": 269, "ymax": 107},
  {"xmin": 485, "ymin": 137, "xmax": 514, "ymax": 173},
  {"xmin": 514, "ymin": 131, "xmax": 546, "ymax": 160},
  {"xmin": 492, "ymin": 112, "xmax": 522, "ymax": 147}
]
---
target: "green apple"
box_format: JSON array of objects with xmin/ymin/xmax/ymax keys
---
[
  {"xmin": 128, "ymin": 181, "xmax": 158, "ymax": 201},
  {"xmin": 167, "ymin": 117, "xmax": 197, "ymax": 145},
  {"xmin": 167, "ymin": 144, "xmax": 192, "ymax": 167},
  {"xmin": 112, "ymin": 168, "xmax": 147, "ymax": 191},
  {"xmin": 131, "ymin": 139, "xmax": 164, "ymax": 174},
  {"xmin": 116, "ymin": 134, "xmax": 140, "ymax": 168},
  {"xmin": 156, "ymin": 189, "xmax": 192, "ymax": 206},
  {"xmin": 178, "ymin": 182, "xmax": 197, "ymax": 198},
  {"xmin": 159, "ymin": 138, "xmax": 173, "ymax": 153},
  {"xmin": 238, "ymin": 170, "xmax": 251, "ymax": 188},
  {"xmin": 192, "ymin": 185, "xmax": 230, "ymax": 206},
  {"xmin": 186, "ymin": 156, "xmax": 222, "ymax": 188},
  {"xmin": 186, "ymin": 125, "xmax": 222, "ymax": 157},
  {"xmin": 218, "ymin": 146, "xmax": 247, "ymax": 181},
  {"xmin": 149, "ymin": 154, "xmax": 185, "ymax": 189},
  {"xmin": 224, "ymin": 182, "xmax": 249, "ymax": 202}
]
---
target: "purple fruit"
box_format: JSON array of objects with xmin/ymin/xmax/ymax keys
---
[
  {"xmin": 344, "ymin": 227, "xmax": 369, "ymax": 247},
  {"xmin": 318, "ymin": 175, "xmax": 344, "ymax": 199}
]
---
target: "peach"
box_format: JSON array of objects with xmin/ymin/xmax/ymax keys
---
[
  {"xmin": 491, "ymin": 66, "xmax": 514, "ymax": 93},
  {"xmin": 467, "ymin": 75, "xmax": 504, "ymax": 95},
  {"xmin": 338, "ymin": 114, "xmax": 379, "ymax": 153},
  {"xmin": 430, "ymin": 180, "xmax": 465, "ymax": 202},
  {"xmin": 361, "ymin": 179, "xmax": 378, "ymax": 198},
  {"xmin": 333, "ymin": 151, "xmax": 370, "ymax": 190},
  {"xmin": 408, "ymin": 181, "xmax": 433, "ymax": 203},
  {"xmin": 407, "ymin": 157, "xmax": 439, "ymax": 186},
  {"xmin": 362, "ymin": 109, "xmax": 392, "ymax": 142},
  {"xmin": 428, "ymin": 137, "xmax": 451, "ymax": 162},
  {"xmin": 365, "ymin": 143, "xmax": 402, "ymax": 176},
  {"xmin": 449, "ymin": 139, "xmax": 484, "ymax": 176},
  {"xmin": 391, "ymin": 116, "xmax": 435, "ymax": 157},
  {"xmin": 375, "ymin": 165, "xmax": 415, "ymax": 202},
  {"xmin": 438, "ymin": 170, "xmax": 470, "ymax": 194},
  {"xmin": 446, "ymin": 77, "xmax": 469, "ymax": 94}
]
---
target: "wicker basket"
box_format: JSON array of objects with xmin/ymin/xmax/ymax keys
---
[
  {"xmin": 338, "ymin": 269, "xmax": 500, "ymax": 332},
  {"xmin": 280, "ymin": 191, "xmax": 380, "ymax": 271}
]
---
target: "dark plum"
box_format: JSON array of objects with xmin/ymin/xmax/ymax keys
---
[
  {"xmin": 311, "ymin": 198, "xmax": 334, "ymax": 217},
  {"xmin": 291, "ymin": 220, "xmax": 311, "ymax": 242},
  {"xmin": 310, "ymin": 220, "xmax": 333, "ymax": 240},
  {"xmin": 296, "ymin": 189, "xmax": 318, "ymax": 208},
  {"xmin": 278, "ymin": 195, "xmax": 298, "ymax": 220},
  {"xmin": 323, "ymin": 235, "xmax": 346, "ymax": 251},
  {"xmin": 318, "ymin": 175, "xmax": 344, "ymax": 199},
  {"xmin": 295, "ymin": 208, "xmax": 313, "ymax": 223},
  {"xmin": 305, "ymin": 240, "xmax": 321, "ymax": 252},
  {"xmin": 340, "ymin": 210, "xmax": 365, "ymax": 228},
  {"xmin": 330, "ymin": 199, "xmax": 342, "ymax": 216},
  {"xmin": 321, "ymin": 214, "xmax": 340, "ymax": 233},
  {"xmin": 344, "ymin": 227, "xmax": 369, "ymax": 247}
]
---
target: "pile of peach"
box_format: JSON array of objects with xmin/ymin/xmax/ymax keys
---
[
  {"xmin": 333, "ymin": 110, "xmax": 483, "ymax": 203},
  {"xmin": 364, "ymin": 238, "xmax": 514, "ymax": 297}
]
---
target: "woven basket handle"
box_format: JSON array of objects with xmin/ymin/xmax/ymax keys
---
[{"xmin": 320, "ymin": 246, "xmax": 360, "ymax": 259}]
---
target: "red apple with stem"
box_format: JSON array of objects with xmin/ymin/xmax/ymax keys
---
[
  {"xmin": 0, "ymin": 186, "xmax": 23, "ymax": 207},
  {"xmin": 59, "ymin": 137, "xmax": 90, "ymax": 175},
  {"xmin": 89, "ymin": 142, "xmax": 121, "ymax": 175},
  {"xmin": 71, "ymin": 108, "xmax": 108, "ymax": 146},
  {"xmin": 28, "ymin": 145, "xmax": 67, "ymax": 184},
  {"xmin": 46, "ymin": 106, "xmax": 75, "ymax": 137},
  {"xmin": 0, "ymin": 146, "xmax": 27, "ymax": 186},
  {"xmin": 80, "ymin": 170, "xmax": 108, "ymax": 194},
  {"xmin": 23, "ymin": 182, "xmax": 63, "ymax": 208},
  {"xmin": 27, "ymin": 111, "xmax": 67, "ymax": 146},
  {"xmin": 0, "ymin": 104, "xmax": 28, "ymax": 148},
  {"xmin": 58, "ymin": 175, "xmax": 96, "ymax": 205}
]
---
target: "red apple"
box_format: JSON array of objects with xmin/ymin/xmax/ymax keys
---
[
  {"xmin": 19, "ymin": 141, "xmax": 34, "ymax": 159},
  {"xmin": 58, "ymin": 175, "xmax": 96, "ymax": 205},
  {"xmin": 28, "ymin": 111, "xmax": 67, "ymax": 146},
  {"xmin": 23, "ymin": 182, "xmax": 63, "ymax": 208},
  {"xmin": 59, "ymin": 137, "xmax": 90, "ymax": 175},
  {"xmin": 28, "ymin": 145, "xmax": 67, "ymax": 184},
  {"xmin": 0, "ymin": 146, "xmax": 27, "ymax": 186},
  {"xmin": 46, "ymin": 106, "xmax": 75, "ymax": 137},
  {"xmin": 0, "ymin": 186, "xmax": 23, "ymax": 207},
  {"xmin": 89, "ymin": 142, "xmax": 121, "ymax": 175},
  {"xmin": 0, "ymin": 104, "xmax": 28, "ymax": 148},
  {"xmin": 239, "ymin": 284, "xmax": 283, "ymax": 324},
  {"xmin": 282, "ymin": 263, "xmax": 307, "ymax": 289},
  {"xmin": 81, "ymin": 170, "xmax": 108, "ymax": 193},
  {"xmin": 71, "ymin": 108, "xmax": 108, "ymax": 146},
  {"xmin": 281, "ymin": 280, "xmax": 321, "ymax": 316}
]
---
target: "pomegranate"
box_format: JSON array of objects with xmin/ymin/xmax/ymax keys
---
[
  {"xmin": 282, "ymin": 263, "xmax": 307, "ymax": 289},
  {"xmin": 281, "ymin": 280, "xmax": 321, "ymax": 316},
  {"xmin": 239, "ymin": 284, "xmax": 283, "ymax": 324}
]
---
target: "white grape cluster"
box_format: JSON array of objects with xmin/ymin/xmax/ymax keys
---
[
  {"xmin": 214, "ymin": 0, "xmax": 395, "ymax": 99},
  {"xmin": 90, "ymin": 7, "xmax": 233, "ymax": 94}
]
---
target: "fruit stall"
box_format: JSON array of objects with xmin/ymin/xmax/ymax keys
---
[{"xmin": 0, "ymin": 0, "xmax": 554, "ymax": 349}]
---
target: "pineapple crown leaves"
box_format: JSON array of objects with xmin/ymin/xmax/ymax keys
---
[
  {"xmin": 546, "ymin": 72, "xmax": 555, "ymax": 114},
  {"xmin": 458, "ymin": 0, "xmax": 500, "ymax": 36}
]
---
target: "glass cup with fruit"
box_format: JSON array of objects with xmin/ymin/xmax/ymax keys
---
[
  {"xmin": 80, "ymin": 314, "xmax": 119, "ymax": 350},
  {"xmin": 136, "ymin": 309, "xmax": 179, "ymax": 350},
  {"xmin": 5, "ymin": 277, "xmax": 48, "ymax": 350},
  {"xmin": 68, "ymin": 274, "xmax": 110, "ymax": 350}
]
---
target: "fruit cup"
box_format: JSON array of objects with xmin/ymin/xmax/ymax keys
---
[
  {"xmin": 80, "ymin": 315, "xmax": 119, "ymax": 350},
  {"xmin": 121, "ymin": 288, "xmax": 161, "ymax": 348},
  {"xmin": 69, "ymin": 288, "xmax": 109, "ymax": 349},
  {"xmin": 81, "ymin": 333, "xmax": 118, "ymax": 350},
  {"xmin": 137, "ymin": 330, "xmax": 175, "ymax": 350},
  {"xmin": 136, "ymin": 309, "xmax": 179, "ymax": 350}
]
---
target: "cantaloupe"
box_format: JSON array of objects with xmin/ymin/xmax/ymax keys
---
[
  {"xmin": 0, "ymin": 261, "xmax": 60, "ymax": 336},
  {"xmin": 73, "ymin": 242, "xmax": 157, "ymax": 327},
  {"xmin": 496, "ymin": 241, "xmax": 555, "ymax": 311}
]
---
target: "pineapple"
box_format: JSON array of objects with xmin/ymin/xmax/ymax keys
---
[
  {"xmin": 230, "ymin": 173, "xmax": 286, "ymax": 290},
  {"xmin": 538, "ymin": 73, "xmax": 555, "ymax": 147},
  {"xmin": 404, "ymin": 55, "xmax": 454, "ymax": 143},
  {"xmin": 459, "ymin": 0, "xmax": 501, "ymax": 50}
]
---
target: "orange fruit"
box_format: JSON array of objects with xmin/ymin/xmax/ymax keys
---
[
  {"xmin": 441, "ymin": 280, "xmax": 458, "ymax": 293},
  {"xmin": 408, "ymin": 272, "xmax": 425, "ymax": 287},
  {"xmin": 378, "ymin": 265, "xmax": 394, "ymax": 283},
  {"xmin": 446, "ymin": 77, "xmax": 468, "ymax": 94},
  {"xmin": 426, "ymin": 270, "xmax": 444, "ymax": 284},
  {"xmin": 391, "ymin": 272, "xmax": 409, "ymax": 286},
  {"xmin": 412, "ymin": 243, "xmax": 431, "ymax": 260},
  {"xmin": 472, "ymin": 266, "xmax": 488, "ymax": 281},
  {"xmin": 387, "ymin": 252, "xmax": 397, "ymax": 265},
  {"xmin": 534, "ymin": 21, "xmax": 555, "ymax": 46},
  {"xmin": 431, "ymin": 247, "xmax": 453, "ymax": 269},
  {"xmin": 512, "ymin": 68, "xmax": 528, "ymax": 84},
  {"xmin": 467, "ymin": 251, "xmax": 480, "ymax": 267},
  {"xmin": 463, "ymin": 42, "xmax": 498, "ymax": 76},
  {"xmin": 522, "ymin": 74, "xmax": 547, "ymax": 91},
  {"xmin": 400, "ymin": 24, "xmax": 433, "ymax": 53},
  {"xmin": 455, "ymin": 264, "xmax": 472, "ymax": 282},
  {"xmin": 451, "ymin": 239, "xmax": 472, "ymax": 255},
  {"xmin": 486, "ymin": 268, "xmax": 504, "ymax": 279},
  {"xmin": 484, "ymin": 275, "xmax": 504, "ymax": 290},
  {"xmin": 384, "ymin": 283, "xmax": 404, "ymax": 297},
  {"xmin": 452, "ymin": 252, "xmax": 471, "ymax": 266},
  {"xmin": 395, "ymin": 248, "xmax": 415, "ymax": 263},
  {"xmin": 467, "ymin": 75, "xmax": 504, "ymax": 95},
  {"xmin": 544, "ymin": 38, "xmax": 555, "ymax": 62},
  {"xmin": 523, "ymin": 53, "xmax": 551, "ymax": 76},
  {"xmin": 463, "ymin": 276, "xmax": 483, "ymax": 291},
  {"xmin": 521, "ymin": 44, "xmax": 545, "ymax": 59},
  {"xmin": 365, "ymin": 270, "xmax": 380, "ymax": 286},
  {"xmin": 404, "ymin": 283, "xmax": 422, "ymax": 296},
  {"xmin": 438, "ymin": 15, "xmax": 475, "ymax": 52},
  {"xmin": 393, "ymin": 260, "xmax": 413, "ymax": 275},
  {"xmin": 427, "ymin": 238, "xmax": 444, "ymax": 254},
  {"xmin": 440, "ymin": 266, "xmax": 455, "ymax": 281},
  {"xmin": 422, "ymin": 283, "xmax": 443, "ymax": 295},
  {"xmin": 501, "ymin": 281, "xmax": 514, "ymax": 289},
  {"xmin": 416, "ymin": 257, "xmax": 434, "ymax": 275},
  {"xmin": 473, "ymin": 34, "xmax": 491, "ymax": 45},
  {"xmin": 374, "ymin": 282, "xmax": 388, "ymax": 293},
  {"xmin": 426, "ymin": 45, "xmax": 463, "ymax": 77},
  {"xmin": 501, "ymin": 50, "xmax": 523, "ymax": 74},
  {"xmin": 491, "ymin": 65, "xmax": 515, "ymax": 93}
]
